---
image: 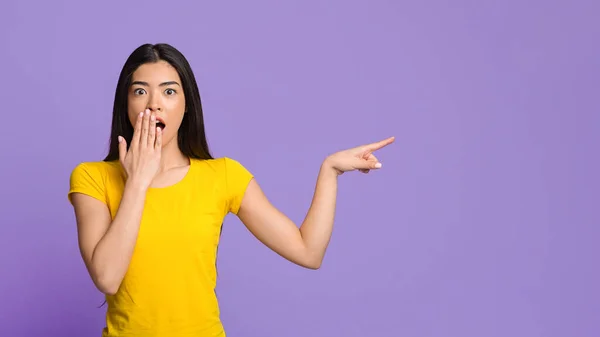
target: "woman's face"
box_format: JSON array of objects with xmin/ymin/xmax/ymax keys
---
[{"xmin": 127, "ymin": 60, "xmax": 186, "ymax": 148}]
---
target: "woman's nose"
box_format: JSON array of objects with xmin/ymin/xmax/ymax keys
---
[
  {"xmin": 146, "ymin": 93, "xmax": 162, "ymax": 112},
  {"xmin": 146, "ymin": 103, "xmax": 161, "ymax": 112}
]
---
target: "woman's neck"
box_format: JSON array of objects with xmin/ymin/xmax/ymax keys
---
[{"xmin": 159, "ymin": 140, "xmax": 189, "ymax": 172}]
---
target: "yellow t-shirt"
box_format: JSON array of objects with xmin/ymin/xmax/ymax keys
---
[{"xmin": 68, "ymin": 157, "xmax": 253, "ymax": 337}]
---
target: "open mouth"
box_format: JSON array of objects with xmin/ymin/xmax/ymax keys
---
[{"xmin": 156, "ymin": 117, "xmax": 166, "ymax": 130}]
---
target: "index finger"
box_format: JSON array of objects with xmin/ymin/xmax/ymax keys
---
[{"xmin": 364, "ymin": 136, "xmax": 395, "ymax": 152}]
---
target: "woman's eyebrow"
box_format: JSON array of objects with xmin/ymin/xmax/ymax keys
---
[{"xmin": 131, "ymin": 81, "xmax": 181, "ymax": 87}]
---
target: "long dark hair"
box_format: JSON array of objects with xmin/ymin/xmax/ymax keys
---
[{"xmin": 103, "ymin": 43, "xmax": 213, "ymax": 161}]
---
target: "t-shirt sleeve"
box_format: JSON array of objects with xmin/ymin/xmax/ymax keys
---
[
  {"xmin": 224, "ymin": 157, "xmax": 254, "ymax": 215},
  {"xmin": 68, "ymin": 162, "xmax": 107, "ymax": 205}
]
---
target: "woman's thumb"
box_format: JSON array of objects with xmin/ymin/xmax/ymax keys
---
[
  {"xmin": 118, "ymin": 136, "xmax": 127, "ymax": 162},
  {"xmin": 361, "ymin": 158, "xmax": 382, "ymax": 169},
  {"xmin": 355, "ymin": 157, "xmax": 382, "ymax": 170}
]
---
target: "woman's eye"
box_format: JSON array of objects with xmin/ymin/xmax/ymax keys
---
[
  {"xmin": 134, "ymin": 88, "xmax": 146, "ymax": 95},
  {"xmin": 165, "ymin": 89, "xmax": 176, "ymax": 95}
]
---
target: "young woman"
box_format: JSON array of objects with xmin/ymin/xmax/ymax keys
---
[{"xmin": 68, "ymin": 43, "xmax": 394, "ymax": 337}]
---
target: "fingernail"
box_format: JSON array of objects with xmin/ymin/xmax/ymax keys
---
[
  {"xmin": 375, "ymin": 163, "xmax": 382, "ymax": 168},
  {"xmin": 139, "ymin": 112, "xmax": 144, "ymax": 117},
  {"xmin": 118, "ymin": 136, "xmax": 123, "ymax": 143}
]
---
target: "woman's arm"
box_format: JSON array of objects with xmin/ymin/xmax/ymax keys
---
[
  {"xmin": 236, "ymin": 136, "xmax": 394, "ymax": 269},
  {"xmin": 237, "ymin": 160, "xmax": 338, "ymax": 269},
  {"xmin": 72, "ymin": 181, "xmax": 148, "ymax": 295}
]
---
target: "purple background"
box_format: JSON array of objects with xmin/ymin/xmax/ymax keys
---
[{"xmin": 1, "ymin": 1, "xmax": 599, "ymax": 336}]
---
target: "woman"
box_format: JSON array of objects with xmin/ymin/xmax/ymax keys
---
[{"xmin": 68, "ymin": 43, "xmax": 394, "ymax": 337}]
